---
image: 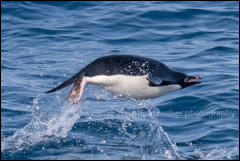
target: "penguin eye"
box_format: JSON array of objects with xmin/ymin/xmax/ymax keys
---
[{"xmin": 184, "ymin": 78, "xmax": 188, "ymax": 82}]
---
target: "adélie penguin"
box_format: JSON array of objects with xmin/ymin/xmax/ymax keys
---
[{"xmin": 45, "ymin": 55, "xmax": 201, "ymax": 104}]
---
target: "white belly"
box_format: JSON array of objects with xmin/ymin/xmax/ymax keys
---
[{"xmin": 85, "ymin": 75, "xmax": 181, "ymax": 99}]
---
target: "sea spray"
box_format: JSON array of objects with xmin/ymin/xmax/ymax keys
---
[
  {"xmin": 1, "ymin": 96, "xmax": 82, "ymax": 152},
  {"xmin": 116, "ymin": 100, "xmax": 183, "ymax": 160}
]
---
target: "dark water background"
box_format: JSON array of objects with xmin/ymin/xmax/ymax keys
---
[{"xmin": 1, "ymin": 1, "xmax": 239, "ymax": 160}]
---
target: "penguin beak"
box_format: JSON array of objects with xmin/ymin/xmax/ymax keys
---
[{"xmin": 188, "ymin": 76, "xmax": 201, "ymax": 84}]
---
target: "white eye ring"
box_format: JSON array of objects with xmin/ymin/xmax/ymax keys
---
[{"xmin": 184, "ymin": 78, "xmax": 188, "ymax": 82}]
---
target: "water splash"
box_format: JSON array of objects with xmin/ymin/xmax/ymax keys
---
[
  {"xmin": 140, "ymin": 104, "xmax": 183, "ymax": 160},
  {"xmin": 1, "ymin": 95, "xmax": 82, "ymax": 152},
  {"xmin": 194, "ymin": 146, "xmax": 239, "ymax": 160},
  {"xmin": 117, "ymin": 100, "xmax": 183, "ymax": 160}
]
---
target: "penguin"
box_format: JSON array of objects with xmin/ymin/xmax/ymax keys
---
[{"xmin": 45, "ymin": 55, "xmax": 201, "ymax": 104}]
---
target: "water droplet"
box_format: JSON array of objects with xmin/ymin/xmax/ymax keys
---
[{"xmin": 100, "ymin": 140, "xmax": 106, "ymax": 144}]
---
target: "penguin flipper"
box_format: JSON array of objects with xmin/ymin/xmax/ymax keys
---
[{"xmin": 147, "ymin": 76, "xmax": 172, "ymax": 87}]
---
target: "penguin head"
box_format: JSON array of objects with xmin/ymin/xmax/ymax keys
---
[{"xmin": 179, "ymin": 75, "xmax": 201, "ymax": 88}]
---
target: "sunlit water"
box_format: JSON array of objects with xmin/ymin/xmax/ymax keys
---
[{"xmin": 1, "ymin": 1, "xmax": 239, "ymax": 160}]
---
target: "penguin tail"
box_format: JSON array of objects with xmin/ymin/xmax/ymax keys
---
[{"xmin": 45, "ymin": 72, "xmax": 84, "ymax": 94}]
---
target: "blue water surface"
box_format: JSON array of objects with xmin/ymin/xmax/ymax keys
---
[{"xmin": 1, "ymin": 1, "xmax": 239, "ymax": 160}]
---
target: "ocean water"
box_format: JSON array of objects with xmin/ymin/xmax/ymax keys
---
[{"xmin": 1, "ymin": 1, "xmax": 239, "ymax": 160}]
